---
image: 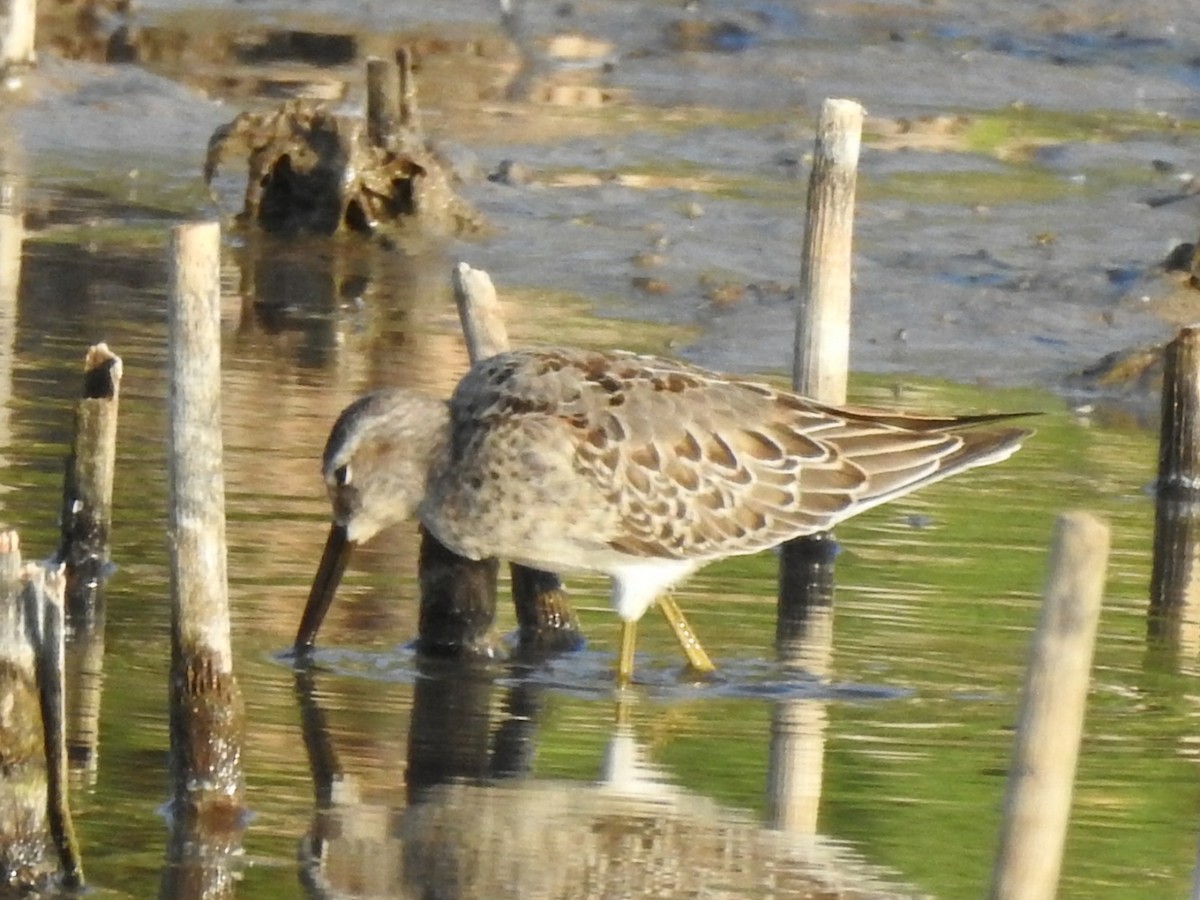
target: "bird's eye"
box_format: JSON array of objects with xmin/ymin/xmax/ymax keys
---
[{"xmin": 334, "ymin": 464, "xmax": 351, "ymax": 486}]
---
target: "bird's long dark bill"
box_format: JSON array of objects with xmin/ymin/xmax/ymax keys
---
[{"xmin": 295, "ymin": 523, "xmax": 355, "ymax": 651}]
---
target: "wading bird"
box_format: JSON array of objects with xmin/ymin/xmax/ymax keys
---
[{"xmin": 294, "ymin": 346, "xmax": 1029, "ymax": 684}]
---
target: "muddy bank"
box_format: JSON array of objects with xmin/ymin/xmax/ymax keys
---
[{"xmin": 6, "ymin": 0, "xmax": 1200, "ymax": 395}]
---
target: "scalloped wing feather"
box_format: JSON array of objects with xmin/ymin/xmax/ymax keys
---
[{"xmin": 432, "ymin": 347, "xmax": 1030, "ymax": 568}]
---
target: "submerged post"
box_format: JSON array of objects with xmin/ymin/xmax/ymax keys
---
[
  {"xmin": 417, "ymin": 527, "xmax": 500, "ymax": 657},
  {"xmin": 990, "ymin": 512, "xmax": 1108, "ymax": 900},
  {"xmin": 1149, "ymin": 326, "xmax": 1200, "ymax": 654},
  {"xmin": 58, "ymin": 342, "xmax": 121, "ymax": 619},
  {"xmin": 164, "ymin": 221, "xmax": 245, "ymax": 895},
  {"xmin": 451, "ymin": 263, "xmax": 583, "ymax": 655},
  {"xmin": 777, "ymin": 99, "xmax": 863, "ymax": 629}
]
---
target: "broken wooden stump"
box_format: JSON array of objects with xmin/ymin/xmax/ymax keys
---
[
  {"xmin": 0, "ymin": 532, "xmax": 83, "ymax": 892},
  {"xmin": 46, "ymin": 342, "xmax": 121, "ymax": 787},
  {"xmin": 57, "ymin": 342, "xmax": 121, "ymax": 621},
  {"xmin": 204, "ymin": 59, "xmax": 482, "ymax": 237}
]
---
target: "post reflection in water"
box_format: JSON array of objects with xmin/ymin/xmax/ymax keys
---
[
  {"xmin": 292, "ymin": 653, "xmax": 910, "ymax": 899},
  {"xmin": 1148, "ymin": 496, "xmax": 1200, "ymax": 674},
  {"xmin": 0, "ymin": 142, "xmax": 20, "ymax": 498},
  {"xmin": 63, "ymin": 610, "xmax": 104, "ymax": 788},
  {"xmin": 1149, "ymin": 485, "xmax": 1200, "ymax": 664},
  {"xmin": 769, "ymin": 534, "xmax": 836, "ymax": 836}
]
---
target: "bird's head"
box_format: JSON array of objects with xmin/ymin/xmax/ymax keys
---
[{"xmin": 294, "ymin": 388, "xmax": 449, "ymax": 652}]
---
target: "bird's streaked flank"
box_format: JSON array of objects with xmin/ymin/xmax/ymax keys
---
[{"xmin": 295, "ymin": 347, "xmax": 1031, "ymax": 684}]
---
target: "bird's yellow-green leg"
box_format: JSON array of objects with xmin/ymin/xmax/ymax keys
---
[
  {"xmin": 657, "ymin": 594, "xmax": 715, "ymax": 674},
  {"xmin": 617, "ymin": 619, "xmax": 638, "ymax": 687}
]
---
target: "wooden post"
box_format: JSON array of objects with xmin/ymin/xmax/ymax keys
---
[
  {"xmin": 990, "ymin": 512, "xmax": 1109, "ymax": 900},
  {"xmin": 0, "ymin": 0, "xmax": 36, "ymax": 81},
  {"xmin": 777, "ymin": 100, "xmax": 863, "ymax": 631},
  {"xmin": 365, "ymin": 56, "xmax": 400, "ymax": 149},
  {"xmin": 63, "ymin": 614, "xmax": 103, "ymax": 788},
  {"xmin": 168, "ymin": 221, "xmax": 235, "ymax": 677},
  {"xmin": 451, "ymin": 263, "xmax": 583, "ymax": 655},
  {"xmin": 452, "ymin": 262, "xmax": 510, "ymax": 360},
  {"xmin": 791, "ymin": 98, "xmax": 862, "ymax": 403},
  {"xmin": 164, "ymin": 221, "xmax": 245, "ymax": 897},
  {"xmin": 55, "ymin": 342, "xmax": 116, "ymax": 781},
  {"xmin": 58, "ymin": 343, "xmax": 121, "ymax": 619},
  {"xmin": 417, "ymin": 526, "xmax": 500, "ymax": 657},
  {"xmin": 1149, "ymin": 326, "xmax": 1200, "ymax": 653},
  {"xmin": 770, "ymin": 101, "xmax": 861, "ymax": 836},
  {"xmin": 396, "ymin": 47, "xmax": 421, "ymax": 132}
]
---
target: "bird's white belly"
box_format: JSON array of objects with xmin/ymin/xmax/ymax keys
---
[{"xmin": 608, "ymin": 559, "xmax": 701, "ymax": 622}]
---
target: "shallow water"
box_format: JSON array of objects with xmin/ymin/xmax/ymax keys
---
[
  {"xmin": 3, "ymin": 1, "xmax": 1200, "ymax": 896},
  {"xmin": 0, "ymin": 224, "xmax": 1190, "ymax": 898}
]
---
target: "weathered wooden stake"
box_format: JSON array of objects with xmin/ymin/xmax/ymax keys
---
[
  {"xmin": 396, "ymin": 47, "xmax": 421, "ymax": 132},
  {"xmin": 1149, "ymin": 326, "xmax": 1200, "ymax": 653},
  {"xmin": 164, "ymin": 221, "xmax": 245, "ymax": 895},
  {"xmin": 0, "ymin": 0, "xmax": 36, "ymax": 81},
  {"xmin": 777, "ymin": 99, "xmax": 863, "ymax": 629},
  {"xmin": 365, "ymin": 56, "xmax": 400, "ymax": 149},
  {"xmin": 451, "ymin": 263, "xmax": 583, "ymax": 654},
  {"xmin": 55, "ymin": 343, "xmax": 116, "ymax": 781},
  {"xmin": 168, "ymin": 220, "xmax": 236, "ymax": 680},
  {"xmin": 452, "ymin": 262, "xmax": 510, "ymax": 360},
  {"xmin": 791, "ymin": 98, "xmax": 862, "ymax": 403},
  {"xmin": 58, "ymin": 343, "xmax": 121, "ymax": 619},
  {"xmin": 417, "ymin": 526, "xmax": 500, "ymax": 657},
  {"xmin": 55, "ymin": 349, "xmax": 116, "ymax": 785},
  {"xmin": 990, "ymin": 511, "xmax": 1109, "ymax": 900}
]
